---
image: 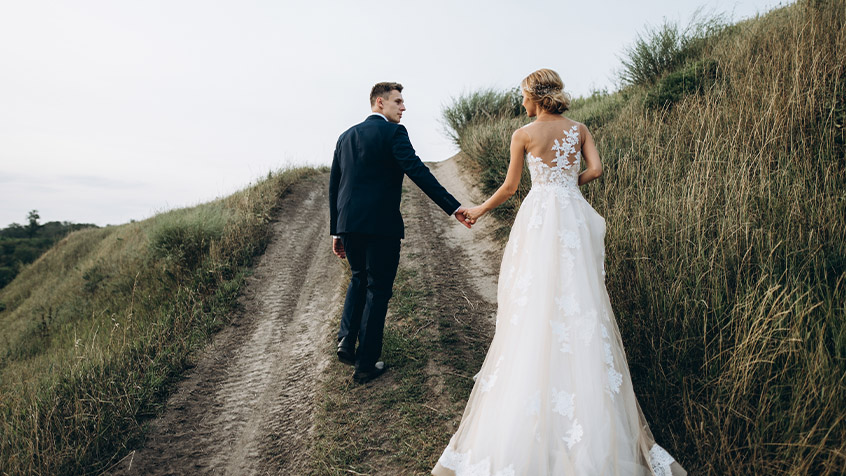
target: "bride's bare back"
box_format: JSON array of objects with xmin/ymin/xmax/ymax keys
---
[
  {"xmin": 464, "ymin": 114, "xmax": 602, "ymax": 224},
  {"xmin": 520, "ymin": 116, "xmax": 601, "ymax": 183}
]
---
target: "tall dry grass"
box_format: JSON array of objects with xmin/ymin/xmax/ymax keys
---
[
  {"xmin": 0, "ymin": 167, "xmax": 323, "ymax": 475},
  {"xmin": 445, "ymin": 1, "xmax": 845, "ymax": 474}
]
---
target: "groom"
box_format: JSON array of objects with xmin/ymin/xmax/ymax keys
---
[{"xmin": 329, "ymin": 82, "xmax": 471, "ymax": 384}]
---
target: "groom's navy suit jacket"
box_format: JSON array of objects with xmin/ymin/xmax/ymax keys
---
[{"xmin": 329, "ymin": 115, "xmax": 460, "ymax": 239}]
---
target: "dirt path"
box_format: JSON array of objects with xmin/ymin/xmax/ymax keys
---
[
  {"xmin": 107, "ymin": 156, "xmax": 503, "ymax": 475},
  {"xmin": 428, "ymin": 155, "xmax": 503, "ymax": 304},
  {"xmin": 401, "ymin": 154, "xmax": 504, "ymax": 388},
  {"xmin": 108, "ymin": 173, "xmax": 344, "ymax": 476},
  {"xmin": 310, "ymin": 155, "xmax": 506, "ymax": 475}
]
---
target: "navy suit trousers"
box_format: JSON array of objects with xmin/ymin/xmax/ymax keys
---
[{"xmin": 338, "ymin": 233, "xmax": 401, "ymax": 370}]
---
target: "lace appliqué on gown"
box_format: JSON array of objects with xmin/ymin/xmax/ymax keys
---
[
  {"xmin": 525, "ymin": 124, "xmax": 582, "ymax": 190},
  {"xmin": 601, "ymin": 324, "xmax": 624, "ymax": 398},
  {"xmin": 650, "ymin": 444, "xmax": 678, "ymax": 476},
  {"xmin": 437, "ymin": 447, "xmax": 516, "ymax": 476},
  {"xmin": 477, "ymin": 356, "xmax": 504, "ymax": 393}
]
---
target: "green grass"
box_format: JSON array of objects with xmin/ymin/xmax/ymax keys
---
[
  {"xmin": 441, "ymin": 1, "xmax": 845, "ymax": 474},
  {"xmin": 309, "ymin": 266, "xmax": 454, "ymax": 475},
  {"xmin": 643, "ymin": 58, "xmax": 719, "ymax": 110},
  {"xmin": 0, "ymin": 166, "xmax": 325, "ymax": 475}
]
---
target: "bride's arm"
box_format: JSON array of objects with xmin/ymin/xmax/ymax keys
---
[
  {"xmin": 578, "ymin": 124, "xmax": 602, "ymax": 186},
  {"xmin": 465, "ymin": 128, "xmax": 528, "ymax": 222}
]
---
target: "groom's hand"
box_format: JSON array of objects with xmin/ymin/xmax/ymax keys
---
[
  {"xmin": 454, "ymin": 206, "xmax": 473, "ymax": 229},
  {"xmin": 332, "ymin": 237, "xmax": 346, "ymax": 259}
]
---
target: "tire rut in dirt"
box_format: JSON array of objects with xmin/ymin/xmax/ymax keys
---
[{"xmin": 399, "ymin": 178, "xmax": 497, "ymax": 411}]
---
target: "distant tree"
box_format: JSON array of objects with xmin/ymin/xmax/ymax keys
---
[
  {"xmin": 27, "ymin": 210, "xmax": 41, "ymax": 238},
  {"xmin": 0, "ymin": 216, "xmax": 97, "ymax": 290},
  {"xmin": 13, "ymin": 244, "xmax": 37, "ymax": 264},
  {"xmin": 1, "ymin": 223, "xmax": 25, "ymax": 238},
  {"xmin": 0, "ymin": 267, "xmax": 13, "ymax": 288}
]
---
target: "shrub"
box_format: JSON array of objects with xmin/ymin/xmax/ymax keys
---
[
  {"xmin": 81, "ymin": 261, "xmax": 109, "ymax": 294},
  {"xmin": 456, "ymin": 116, "xmax": 531, "ymax": 236},
  {"xmin": 148, "ymin": 207, "xmax": 230, "ymax": 271},
  {"xmin": 619, "ymin": 12, "xmax": 725, "ymax": 86},
  {"xmin": 643, "ymin": 58, "xmax": 719, "ymax": 109},
  {"xmin": 442, "ymin": 88, "xmax": 524, "ymax": 145},
  {"xmin": 0, "ymin": 268, "xmax": 13, "ymax": 288},
  {"xmin": 568, "ymin": 89, "xmax": 625, "ymax": 130}
]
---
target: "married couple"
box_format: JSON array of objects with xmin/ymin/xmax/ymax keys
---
[{"xmin": 328, "ymin": 71, "xmax": 687, "ymax": 475}]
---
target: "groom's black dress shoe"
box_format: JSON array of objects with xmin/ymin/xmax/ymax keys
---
[
  {"xmin": 353, "ymin": 361, "xmax": 386, "ymax": 384},
  {"xmin": 337, "ymin": 336, "xmax": 355, "ymax": 366}
]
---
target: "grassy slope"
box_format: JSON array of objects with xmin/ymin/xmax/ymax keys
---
[
  {"xmin": 443, "ymin": 1, "xmax": 844, "ymax": 474},
  {"xmin": 0, "ymin": 167, "xmax": 324, "ymax": 475},
  {"xmin": 309, "ymin": 266, "xmax": 450, "ymax": 475}
]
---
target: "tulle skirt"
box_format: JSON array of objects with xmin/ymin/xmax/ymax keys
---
[{"xmin": 432, "ymin": 185, "xmax": 686, "ymax": 476}]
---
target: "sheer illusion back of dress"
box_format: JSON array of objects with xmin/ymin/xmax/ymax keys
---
[
  {"xmin": 527, "ymin": 122, "xmax": 582, "ymax": 187},
  {"xmin": 432, "ymin": 119, "xmax": 686, "ymax": 476}
]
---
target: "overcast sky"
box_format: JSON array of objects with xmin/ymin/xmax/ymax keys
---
[{"xmin": 0, "ymin": 0, "xmax": 789, "ymax": 227}]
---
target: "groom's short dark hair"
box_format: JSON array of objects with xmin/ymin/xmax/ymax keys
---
[{"xmin": 370, "ymin": 82, "xmax": 403, "ymax": 106}]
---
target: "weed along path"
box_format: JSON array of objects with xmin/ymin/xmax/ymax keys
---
[{"xmin": 109, "ymin": 173, "xmax": 345, "ymax": 476}]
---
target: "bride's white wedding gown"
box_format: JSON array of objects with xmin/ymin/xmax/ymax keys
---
[{"xmin": 432, "ymin": 123, "xmax": 686, "ymax": 476}]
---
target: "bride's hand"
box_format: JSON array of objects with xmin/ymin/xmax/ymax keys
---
[{"xmin": 464, "ymin": 206, "xmax": 486, "ymax": 224}]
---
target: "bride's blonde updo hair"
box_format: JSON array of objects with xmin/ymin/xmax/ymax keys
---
[{"xmin": 521, "ymin": 68, "xmax": 571, "ymax": 114}]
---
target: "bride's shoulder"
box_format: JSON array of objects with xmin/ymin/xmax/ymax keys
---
[
  {"xmin": 561, "ymin": 117, "xmax": 584, "ymax": 130},
  {"xmin": 512, "ymin": 125, "xmax": 531, "ymax": 143},
  {"xmin": 517, "ymin": 121, "xmax": 539, "ymax": 141},
  {"xmin": 573, "ymin": 120, "xmax": 592, "ymax": 137},
  {"xmin": 563, "ymin": 119, "xmax": 589, "ymax": 140}
]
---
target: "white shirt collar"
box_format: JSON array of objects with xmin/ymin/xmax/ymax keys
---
[{"xmin": 369, "ymin": 112, "xmax": 388, "ymax": 121}]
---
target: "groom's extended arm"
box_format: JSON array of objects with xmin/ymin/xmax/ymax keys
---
[
  {"xmin": 329, "ymin": 145, "xmax": 341, "ymax": 235},
  {"xmin": 391, "ymin": 125, "xmax": 461, "ymax": 216}
]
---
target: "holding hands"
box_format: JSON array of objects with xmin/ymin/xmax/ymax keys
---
[
  {"xmin": 334, "ymin": 204, "xmax": 482, "ymax": 260},
  {"xmin": 454, "ymin": 206, "xmax": 473, "ymax": 228},
  {"xmin": 462, "ymin": 205, "xmax": 486, "ymax": 225},
  {"xmin": 454, "ymin": 205, "xmax": 487, "ymax": 228}
]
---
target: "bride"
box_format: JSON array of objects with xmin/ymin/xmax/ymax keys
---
[{"xmin": 432, "ymin": 69, "xmax": 687, "ymax": 476}]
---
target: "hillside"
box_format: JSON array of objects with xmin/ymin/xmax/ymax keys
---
[
  {"xmin": 0, "ymin": 167, "xmax": 324, "ymax": 474},
  {"xmin": 107, "ymin": 174, "xmax": 344, "ymax": 475},
  {"xmin": 442, "ymin": 0, "xmax": 844, "ymax": 474}
]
